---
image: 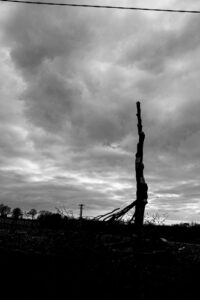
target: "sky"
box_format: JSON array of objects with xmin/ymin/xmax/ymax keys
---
[{"xmin": 0, "ymin": 0, "xmax": 200, "ymax": 223}]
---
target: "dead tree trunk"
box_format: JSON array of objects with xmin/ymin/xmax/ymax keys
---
[
  {"xmin": 94, "ymin": 102, "xmax": 148, "ymax": 225},
  {"xmin": 134, "ymin": 101, "xmax": 148, "ymax": 230}
]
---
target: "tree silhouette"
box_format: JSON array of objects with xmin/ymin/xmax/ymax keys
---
[
  {"xmin": 38, "ymin": 210, "xmax": 52, "ymax": 216},
  {"xmin": 95, "ymin": 102, "xmax": 148, "ymax": 231},
  {"xmin": 0, "ymin": 204, "xmax": 11, "ymax": 218},
  {"xmin": 12, "ymin": 207, "xmax": 23, "ymax": 220},
  {"xmin": 27, "ymin": 208, "xmax": 37, "ymax": 219}
]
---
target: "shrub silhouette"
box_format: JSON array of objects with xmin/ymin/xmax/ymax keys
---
[{"xmin": 37, "ymin": 211, "xmax": 63, "ymax": 229}]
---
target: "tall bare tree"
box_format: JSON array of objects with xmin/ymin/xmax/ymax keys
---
[
  {"xmin": 134, "ymin": 101, "xmax": 148, "ymax": 229},
  {"xmin": 95, "ymin": 102, "xmax": 148, "ymax": 230}
]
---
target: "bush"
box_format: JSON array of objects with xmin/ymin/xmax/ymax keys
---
[{"xmin": 37, "ymin": 212, "xmax": 63, "ymax": 229}]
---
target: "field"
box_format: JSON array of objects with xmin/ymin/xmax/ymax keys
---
[{"xmin": 0, "ymin": 220, "xmax": 200, "ymax": 299}]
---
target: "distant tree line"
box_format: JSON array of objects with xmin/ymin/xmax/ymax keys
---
[
  {"xmin": 0, "ymin": 204, "xmax": 38, "ymax": 220},
  {"xmin": 0, "ymin": 204, "xmax": 76, "ymax": 229}
]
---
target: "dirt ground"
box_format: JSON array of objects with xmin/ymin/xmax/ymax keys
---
[{"xmin": 0, "ymin": 228, "xmax": 199, "ymax": 299}]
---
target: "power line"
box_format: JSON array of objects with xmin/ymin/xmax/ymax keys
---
[{"xmin": 1, "ymin": 0, "xmax": 200, "ymax": 14}]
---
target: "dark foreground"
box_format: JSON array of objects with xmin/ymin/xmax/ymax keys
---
[{"xmin": 0, "ymin": 225, "xmax": 200, "ymax": 300}]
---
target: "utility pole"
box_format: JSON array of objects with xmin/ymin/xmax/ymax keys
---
[
  {"xmin": 134, "ymin": 101, "xmax": 148, "ymax": 232},
  {"xmin": 79, "ymin": 204, "xmax": 84, "ymax": 220}
]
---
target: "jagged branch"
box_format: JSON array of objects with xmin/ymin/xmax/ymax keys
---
[
  {"xmin": 94, "ymin": 208, "xmax": 120, "ymax": 221},
  {"xmin": 103, "ymin": 200, "xmax": 137, "ymax": 222},
  {"xmin": 95, "ymin": 201, "xmax": 138, "ymax": 222}
]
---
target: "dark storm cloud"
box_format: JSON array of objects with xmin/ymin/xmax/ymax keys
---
[
  {"xmin": 3, "ymin": 4, "xmax": 95, "ymax": 76},
  {"xmin": 23, "ymin": 70, "xmax": 82, "ymax": 132},
  {"xmin": 119, "ymin": 13, "xmax": 200, "ymax": 74},
  {"xmin": 2, "ymin": 4, "xmax": 139, "ymax": 147}
]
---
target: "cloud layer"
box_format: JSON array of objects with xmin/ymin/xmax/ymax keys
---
[{"xmin": 0, "ymin": 0, "xmax": 200, "ymax": 222}]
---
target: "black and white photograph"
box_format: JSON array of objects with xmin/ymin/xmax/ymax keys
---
[{"xmin": 0, "ymin": 0, "xmax": 200, "ymax": 299}]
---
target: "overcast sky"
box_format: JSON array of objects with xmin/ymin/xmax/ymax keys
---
[{"xmin": 0, "ymin": 0, "xmax": 200, "ymax": 222}]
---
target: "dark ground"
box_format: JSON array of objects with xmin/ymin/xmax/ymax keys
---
[{"xmin": 0, "ymin": 224, "xmax": 200, "ymax": 300}]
